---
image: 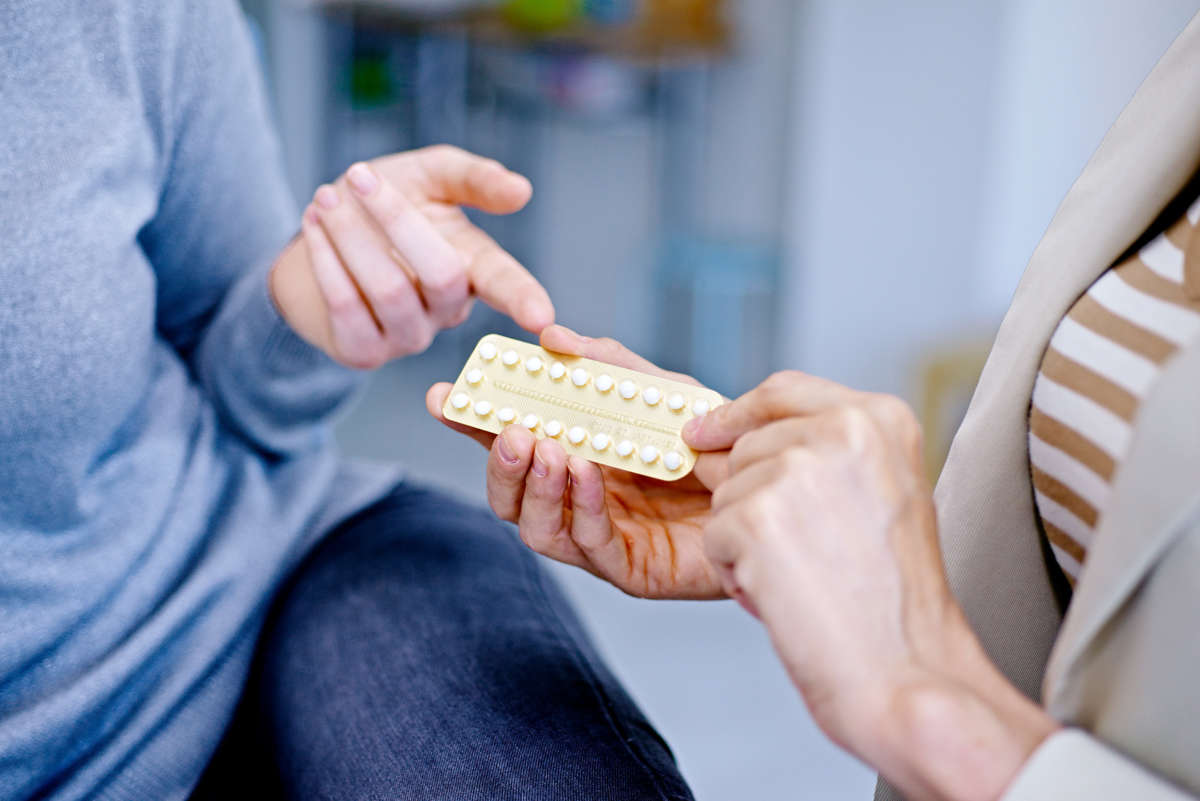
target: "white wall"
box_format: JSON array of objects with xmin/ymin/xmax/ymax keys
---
[
  {"xmin": 780, "ymin": 1, "xmax": 1199, "ymax": 400},
  {"xmin": 780, "ymin": 1, "xmax": 1007, "ymax": 397},
  {"xmin": 973, "ymin": 0, "xmax": 1199, "ymax": 315}
]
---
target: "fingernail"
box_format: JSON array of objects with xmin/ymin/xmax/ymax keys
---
[
  {"xmin": 303, "ymin": 206, "xmax": 319, "ymax": 225},
  {"xmin": 532, "ymin": 454, "xmax": 548, "ymax": 478},
  {"xmin": 683, "ymin": 416, "xmax": 704, "ymax": 437},
  {"xmin": 315, "ymin": 185, "xmax": 340, "ymax": 210},
  {"xmin": 346, "ymin": 162, "xmax": 379, "ymax": 196},
  {"xmin": 497, "ymin": 432, "xmax": 519, "ymax": 464}
]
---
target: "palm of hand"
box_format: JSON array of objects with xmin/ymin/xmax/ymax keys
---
[{"xmin": 584, "ymin": 467, "xmax": 722, "ymax": 600}]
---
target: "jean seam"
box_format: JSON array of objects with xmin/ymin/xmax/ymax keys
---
[{"xmin": 514, "ymin": 538, "xmax": 688, "ymax": 801}]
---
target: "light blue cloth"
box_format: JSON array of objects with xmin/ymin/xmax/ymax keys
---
[{"xmin": 0, "ymin": 2, "xmax": 400, "ymax": 798}]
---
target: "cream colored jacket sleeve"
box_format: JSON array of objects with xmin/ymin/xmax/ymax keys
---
[{"xmin": 1001, "ymin": 730, "xmax": 1193, "ymax": 800}]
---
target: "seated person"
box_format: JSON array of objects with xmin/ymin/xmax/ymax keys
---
[{"xmin": 0, "ymin": 3, "xmax": 691, "ymax": 800}]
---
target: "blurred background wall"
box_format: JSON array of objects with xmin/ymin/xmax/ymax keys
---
[{"xmin": 237, "ymin": 1, "xmax": 1199, "ymax": 797}]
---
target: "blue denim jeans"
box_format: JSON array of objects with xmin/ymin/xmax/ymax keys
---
[{"xmin": 191, "ymin": 483, "xmax": 693, "ymax": 801}]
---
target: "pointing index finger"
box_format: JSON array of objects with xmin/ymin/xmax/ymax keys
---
[{"xmin": 448, "ymin": 224, "xmax": 554, "ymax": 333}]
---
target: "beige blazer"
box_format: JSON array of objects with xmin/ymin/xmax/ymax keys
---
[{"xmin": 877, "ymin": 11, "xmax": 1200, "ymax": 801}]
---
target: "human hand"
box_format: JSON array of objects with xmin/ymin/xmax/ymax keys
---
[
  {"xmin": 686, "ymin": 372, "xmax": 1057, "ymax": 801},
  {"xmin": 270, "ymin": 145, "xmax": 553, "ymax": 368},
  {"xmin": 426, "ymin": 325, "xmax": 728, "ymax": 599}
]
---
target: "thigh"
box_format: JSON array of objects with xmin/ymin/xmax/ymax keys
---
[{"xmin": 196, "ymin": 483, "xmax": 692, "ymax": 801}]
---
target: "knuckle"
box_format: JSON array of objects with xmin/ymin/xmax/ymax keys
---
[
  {"xmin": 396, "ymin": 323, "xmax": 435, "ymax": 354},
  {"xmin": 762, "ymin": 369, "xmax": 803, "ymax": 392},
  {"xmin": 855, "ymin": 394, "xmax": 923, "ymax": 456},
  {"xmin": 340, "ymin": 341, "xmax": 387, "ymax": 370},
  {"xmin": 380, "ymin": 204, "xmax": 419, "ymax": 236},
  {"xmin": 757, "ymin": 371, "xmax": 803, "ymax": 414},
  {"xmin": 870, "ymin": 393, "xmax": 914, "ymax": 426},
  {"xmin": 711, "ymin": 482, "xmax": 733, "ymax": 511},
  {"xmin": 727, "ymin": 433, "xmax": 759, "ymax": 472},
  {"xmin": 423, "ymin": 264, "xmax": 468, "ymax": 298},
  {"xmin": 450, "ymin": 299, "xmax": 475, "ymax": 326},
  {"xmin": 834, "ymin": 405, "xmax": 875, "ymax": 443},
  {"xmin": 594, "ymin": 337, "xmax": 629, "ymax": 359},
  {"xmin": 375, "ymin": 278, "xmax": 415, "ymax": 309},
  {"xmin": 324, "ymin": 291, "xmax": 360, "ymax": 319},
  {"xmin": 517, "ymin": 526, "xmax": 539, "ymax": 550},
  {"xmin": 779, "ymin": 446, "xmax": 809, "ymax": 475},
  {"xmin": 426, "ymin": 143, "xmax": 461, "ymax": 160},
  {"xmin": 739, "ymin": 500, "xmax": 774, "ymax": 541},
  {"xmin": 488, "ymin": 493, "xmax": 516, "ymax": 523}
]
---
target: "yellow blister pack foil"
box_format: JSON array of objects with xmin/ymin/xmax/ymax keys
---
[{"xmin": 443, "ymin": 334, "xmax": 724, "ymax": 481}]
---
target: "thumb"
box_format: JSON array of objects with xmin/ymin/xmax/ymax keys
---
[
  {"xmin": 539, "ymin": 325, "xmax": 701, "ymax": 386},
  {"xmin": 682, "ymin": 371, "xmax": 852, "ymax": 451}
]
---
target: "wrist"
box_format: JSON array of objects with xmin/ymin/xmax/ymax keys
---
[
  {"xmin": 268, "ymin": 234, "xmax": 332, "ymax": 353},
  {"xmin": 873, "ymin": 663, "xmax": 1059, "ymax": 801}
]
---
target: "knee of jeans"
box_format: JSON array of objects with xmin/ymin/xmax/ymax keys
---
[{"xmin": 261, "ymin": 490, "xmax": 542, "ymax": 650}]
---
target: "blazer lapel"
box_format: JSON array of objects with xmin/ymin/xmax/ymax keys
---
[
  {"xmin": 1044, "ymin": 341, "xmax": 1200, "ymax": 712},
  {"xmin": 935, "ymin": 11, "xmax": 1200, "ymax": 702}
]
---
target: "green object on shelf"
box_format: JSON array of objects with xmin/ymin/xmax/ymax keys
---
[
  {"xmin": 348, "ymin": 51, "xmax": 393, "ymax": 108},
  {"xmin": 502, "ymin": 0, "xmax": 584, "ymax": 32}
]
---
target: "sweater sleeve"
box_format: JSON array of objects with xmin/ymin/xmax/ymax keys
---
[{"xmin": 136, "ymin": 0, "xmax": 363, "ymax": 456}]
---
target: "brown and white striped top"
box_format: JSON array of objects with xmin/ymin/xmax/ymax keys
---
[{"xmin": 1030, "ymin": 194, "xmax": 1200, "ymax": 585}]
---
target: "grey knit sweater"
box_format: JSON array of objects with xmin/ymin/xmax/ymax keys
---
[{"xmin": 0, "ymin": 2, "xmax": 399, "ymax": 798}]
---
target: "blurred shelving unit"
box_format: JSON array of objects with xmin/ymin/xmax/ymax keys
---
[
  {"xmin": 317, "ymin": 1, "xmax": 728, "ymax": 61},
  {"xmin": 247, "ymin": 0, "xmax": 780, "ymax": 396}
]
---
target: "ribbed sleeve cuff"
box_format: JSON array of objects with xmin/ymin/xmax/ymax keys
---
[
  {"xmin": 192, "ymin": 256, "xmax": 368, "ymax": 455},
  {"xmin": 236, "ymin": 257, "xmax": 346, "ymax": 376}
]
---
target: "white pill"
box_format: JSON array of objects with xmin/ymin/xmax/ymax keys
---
[
  {"xmin": 549, "ymin": 362, "xmax": 567, "ymax": 380},
  {"xmin": 595, "ymin": 374, "xmax": 614, "ymax": 393},
  {"xmin": 639, "ymin": 445, "xmax": 660, "ymax": 465},
  {"xmin": 667, "ymin": 392, "xmax": 685, "ymax": 411},
  {"xmin": 567, "ymin": 426, "xmax": 587, "ymax": 445},
  {"xmin": 642, "ymin": 387, "xmax": 661, "ymax": 406},
  {"xmin": 473, "ymin": 400, "xmax": 492, "ymax": 417},
  {"xmin": 451, "ymin": 392, "xmax": 470, "ymax": 410},
  {"xmin": 479, "ymin": 342, "xmax": 498, "ymax": 361},
  {"xmin": 524, "ymin": 356, "xmax": 543, "ymax": 373},
  {"xmin": 616, "ymin": 440, "xmax": 635, "ymax": 458},
  {"xmin": 663, "ymin": 451, "xmax": 684, "ymax": 471},
  {"xmin": 497, "ymin": 407, "xmax": 516, "ymax": 423},
  {"xmin": 571, "ymin": 367, "xmax": 590, "ymax": 387},
  {"xmin": 618, "ymin": 380, "xmax": 637, "ymax": 399},
  {"xmin": 544, "ymin": 420, "xmax": 564, "ymax": 437},
  {"xmin": 466, "ymin": 368, "xmax": 484, "ymax": 385},
  {"xmin": 501, "ymin": 349, "xmax": 520, "ymax": 366},
  {"xmin": 691, "ymin": 398, "xmax": 710, "ymax": 416},
  {"xmin": 522, "ymin": 413, "xmax": 540, "ymax": 430},
  {"xmin": 591, "ymin": 433, "xmax": 611, "ymax": 451}
]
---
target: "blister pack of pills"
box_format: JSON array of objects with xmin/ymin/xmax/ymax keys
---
[{"xmin": 443, "ymin": 334, "xmax": 724, "ymax": 481}]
